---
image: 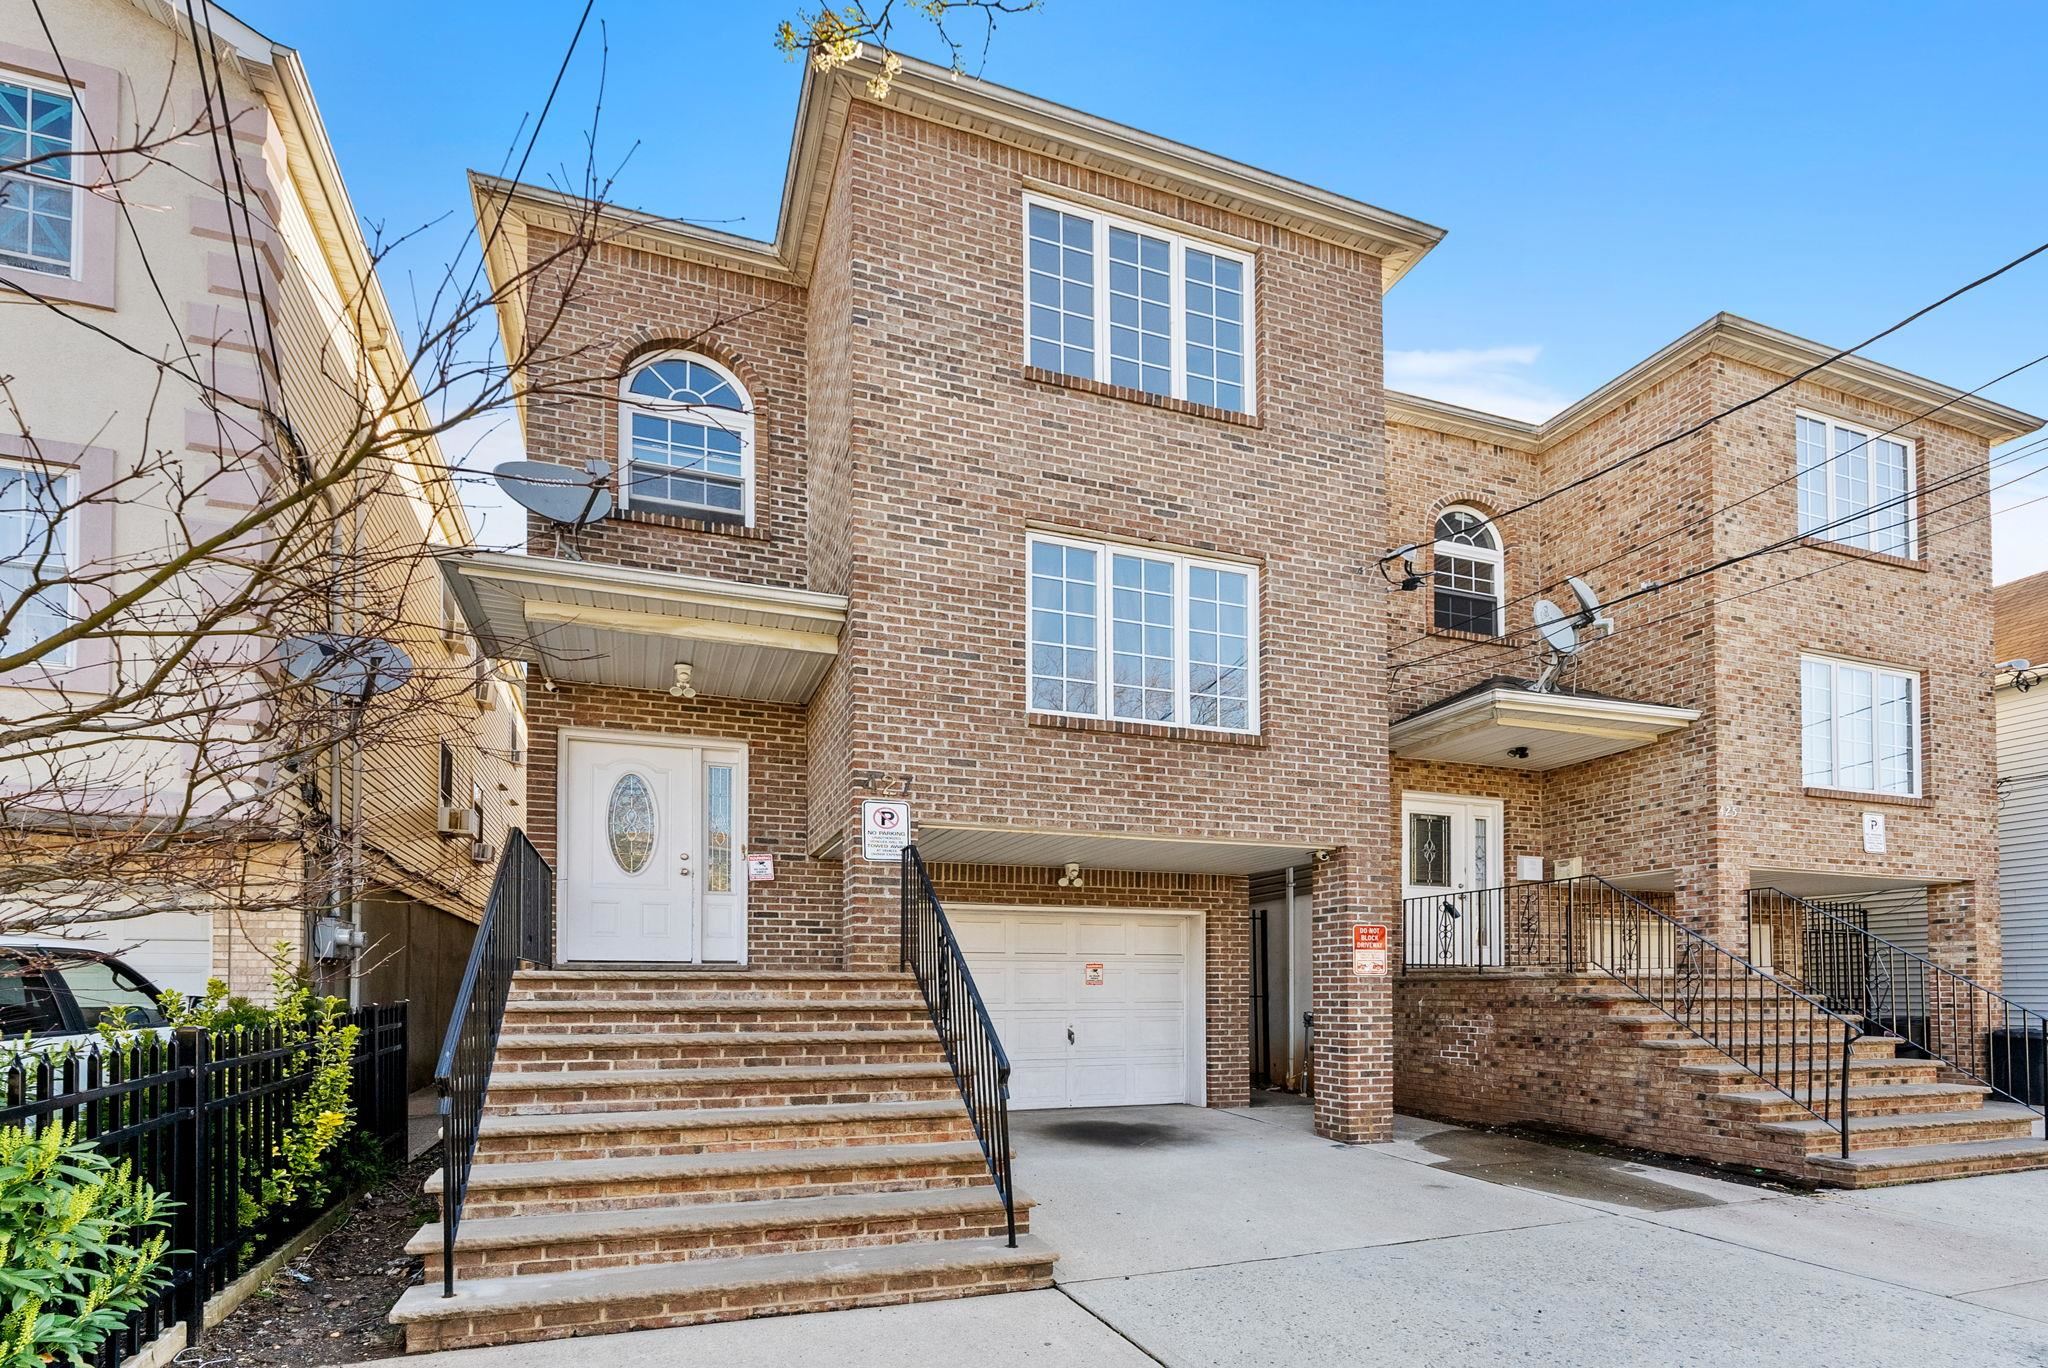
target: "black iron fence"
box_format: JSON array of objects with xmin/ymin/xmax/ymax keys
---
[
  {"xmin": 1404, "ymin": 876, "xmax": 1860, "ymax": 1155},
  {"xmin": 0, "ymin": 1001, "xmax": 408, "ymax": 1365},
  {"xmin": 901, "ymin": 845, "xmax": 1016, "ymax": 1246},
  {"xmin": 1749, "ymin": 888, "xmax": 2048, "ymax": 1122},
  {"xmin": 434, "ymin": 829, "xmax": 553, "ymax": 1295}
]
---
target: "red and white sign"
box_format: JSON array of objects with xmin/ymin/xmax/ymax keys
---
[
  {"xmin": 745, "ymin": 853, "xmax": 776, "ymax": 883},
  {"xmin": 1083, "ymin": 962, "xmax": 1105, "ymax": 987},
  {"xmin": 1353, "ymin": 924, "xmax": 1389, "ymax": 976}
]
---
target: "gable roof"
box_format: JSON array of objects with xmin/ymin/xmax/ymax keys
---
[{"xmin": 1996, "ymin": 570, "xmax": 2048, "ymax": 668}]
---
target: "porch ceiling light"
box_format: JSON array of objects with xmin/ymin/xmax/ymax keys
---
[
  {"xmin": 1057, "ymin": 861, "xmax": 1085, "ymax": 888},
  {"xmin": 670, "ymin": 663, "xmax": 698, "ymax": 699}
]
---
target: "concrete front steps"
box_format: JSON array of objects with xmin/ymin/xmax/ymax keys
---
[
  {"xmin": 389, "ymin": 968, "xmax": 1053, "ymax": 1352},
  {"xmin": 1567, "ymin": 985, "xmax": 2048, "ymax": 1186}
]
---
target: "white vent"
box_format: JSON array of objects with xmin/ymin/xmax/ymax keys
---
[
  {"xmin": 437, "ymin": 803, "xmax": 478, "ymax": 837},
  {"xmin": 469, "ymin": 840, "xmax": 496, "ymax": 865}
]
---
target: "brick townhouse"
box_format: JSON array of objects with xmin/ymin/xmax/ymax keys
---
[{"xmin": 409, "ymin": 51, "xmax": 2048, "ymax": 1347}]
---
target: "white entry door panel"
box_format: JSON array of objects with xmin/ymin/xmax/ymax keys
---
[
  {"xmin": 955, "ymin": 910, "xmax": 1196, "ymax": 1110},
  {"xmin": 559, "ymin": 736, "xmax": 746, "ymax": 964},
  {"xmin": 1402, "ymin": 793, "xmax": 1504, "ymax": 967}
]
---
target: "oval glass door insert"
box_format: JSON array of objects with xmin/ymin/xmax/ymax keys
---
[{"xmin": 607, "ymin": 772, "xmax": 657, "ymax": 874}]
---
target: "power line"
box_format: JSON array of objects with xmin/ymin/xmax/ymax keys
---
[{"xmin": 1379, "ymin": 238, "xmax": 2048, "ymax": 567}]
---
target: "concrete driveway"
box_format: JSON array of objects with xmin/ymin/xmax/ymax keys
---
[{"xmin": 408, "ymin": 1097, "xmax": 2048, "ymax": 1368}]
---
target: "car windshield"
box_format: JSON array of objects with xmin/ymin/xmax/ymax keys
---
[{"xmin": 54, "ymin": 956, "xmax": 167, "ymax": 1028}]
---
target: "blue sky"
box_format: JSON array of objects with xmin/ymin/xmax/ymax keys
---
[{"xmin": 231, "ymin": 0, "xmax": 2048, "ymax": 580}]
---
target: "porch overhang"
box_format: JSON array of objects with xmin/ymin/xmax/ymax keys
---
[
  {"xmin": 908, "ymin": 822, "xmax": 1320, "ymax": 877},
  {"xmin": 1391, "ymin": 676, "xmax": 1700, "ymax": 771},
  {"xmin": 439, "ymin": 550, "xmax": 848, "ymax": 703}
]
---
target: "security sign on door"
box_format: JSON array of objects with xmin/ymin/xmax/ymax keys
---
[{"xmin": 1401, "ymin": 794, "xmax": 1504, "ymax": 967}]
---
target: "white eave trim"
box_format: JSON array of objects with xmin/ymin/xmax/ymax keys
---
[{"xmin": 1391, "ymin": 685, "xmax": 1701, "ymax": 754}]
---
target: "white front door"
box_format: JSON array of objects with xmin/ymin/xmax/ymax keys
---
[
  {"xmin": 559, "ymin": 735, "xmax": 747, "ymax": 964},
  {"xmin": 954, "ymin": 910, "xmax": 1198, "ymax": 1110},
  {"xmin": 1401, "ymin": 794, "xmax": 1504, "ymax": 966}
]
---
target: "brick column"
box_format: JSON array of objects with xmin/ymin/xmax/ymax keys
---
[
  {"xmin": 840, "ymin": 795, "xmax": 898, "ymax": 971},
  {"xmin": 1311, "ymin": 846, "xmax": 1394, "ymax": 1144},
  {"xmin": 1925, "ymin": 879, "xmax": 2000, "ymax": 987}
]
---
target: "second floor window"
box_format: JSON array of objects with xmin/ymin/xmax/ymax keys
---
[
  {"xmin": 1801, "ymin": 654, "xmax": 1919, "ymax": 797},
  {"xmin": 0, "ymin": 464, "xmax": 72, "ymax": 664},
  {"xmin": 0, "ymin": 79, "xmax": 77, "ymax": 277},
  {"xmin": 619, "ymin": 353, "xmax": 754, "ymax": 525},
  {"xmin": 1432, "ymin": 507, "xmax": 1503, "ymax": 635},
  {"xmin": 1797, "ymin": 412, "xmax": 1915, "ymax": 558},
  {"xmin": 1027, "ymin": 532, "xmax": 1258, "ymax": 733},
  {"xmin": 1024, "ymin": 195, "xmax": 1255, "ymax": 414}
]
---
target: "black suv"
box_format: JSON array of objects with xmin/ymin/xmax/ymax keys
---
[{"xmin": 0, "ymin": 942, "xmax": 171, "ymax": 1038}]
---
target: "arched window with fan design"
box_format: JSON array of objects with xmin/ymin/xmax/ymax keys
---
[
  {"xmin": 618, "ymin": 352, "xmax": 754, "ymax": 524},
  {"xmin": 1432, "ymin": 506, "xmax": 1503, "ymax": 635}
]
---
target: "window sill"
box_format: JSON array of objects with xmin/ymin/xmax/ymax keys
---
[
  {"xmin": 611, "ymin": 508, "xmax": 769, "ymax": 540},
  {"xmin": 1022, "ymin": 366, "xmax": 1261, "ymax": 429},
  {"xmin": 1802, "ymin": 786, "xmax": 1932, "ymax": 809},
  {"xmin": 1796, "ymin": 537, "xmax": 1927, "ymax": 572},
  {"xmin": 1028, "ymin": 711, "xmax": 1265, "ymax": 747},
  {"xmin": 1423, "ymin": 626, "xmax": 1512, "ymax": 647}
]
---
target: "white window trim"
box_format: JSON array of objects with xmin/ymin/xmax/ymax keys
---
[
  {"xmin": 0, "ymin": 458, "xmax": 77, "ymax": 668},
  {"xmin": 1026, "ymin": 530, "xmax": 1261, "ymax": 735},
  {"xmin": 1795, "ymin": 409, "xmax": 1918, "ymax": 559},
  {"xmin": 0, "ymin": 72, "xmax": 83, "ymax": 282},
  {"xmin": 1431, "ymin": 504, "xmax": 1504, "ymax": 636},
  {"xmin": 616, "ymin": 351, "xmax": 757, "ymax": 527},
  {"xmin": 1800, "ymin": 651, "xmax": 1922, "ymax": 798},
  {"xmin": 1020, "ymin": 192, "xmax": 1258, "ymax": 415}
]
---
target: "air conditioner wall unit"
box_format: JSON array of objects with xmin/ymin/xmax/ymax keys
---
[
  {"xmin": 437, "ymin": 803, "xmax": 478, "ymax": 837},
  {"xmin": 470, "ymin": 840, "xmax": 496, "ymax": 865}
]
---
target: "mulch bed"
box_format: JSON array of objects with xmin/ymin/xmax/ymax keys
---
[{"xmin": 195, "ymin": 1149, "xmax": 439, "ymax": 1366}]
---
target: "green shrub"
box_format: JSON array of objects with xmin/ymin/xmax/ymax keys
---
[{"xmin": 0, "ymin": 1122, "xmax": 171, "ymax": 1368}]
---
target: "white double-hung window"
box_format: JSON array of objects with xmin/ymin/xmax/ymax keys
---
[
  {"xmin": 0, "ymin": 463, "xmax": 73, "ymax": 664},
  {"xmin": 0, "ymin": 78, "xmax": 78, "ymax": 277},
  {"xmin": 1796, "ymin": 412, "xmax": 1915, "ymax": 558},
  {"xmin": 1024, "ymin": 194, "xmax": 1255, "ymax": 413},
  {"xmin": 1026, "ymin": 532, "xmax": 1258, "ymax": 734},
  {"xmin": 1800, "ymin": 654, "xmax": 1919, "ymax": 797}
]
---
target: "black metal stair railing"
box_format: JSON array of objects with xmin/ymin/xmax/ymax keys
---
[
  {"xmin": 433, "ymin": 829, "xmax": 555, "ymax": 1295},
  {"xmin": 1403, "ymin": 875, "xmax": 1862, "ymax": 1157},
  {"xmin": 1749, "ymin": 888, "xmax": 2048, "ymax": 1125},
  {"xmin": 900, "ymin": 845, "xmax": 1016, "ymax": 1246}
]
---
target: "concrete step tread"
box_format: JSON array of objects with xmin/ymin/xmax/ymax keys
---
[
  {"xmin": 478, "ymin": 1099, "xmax": 967, "ymax": 1138},
  {"xmin": 388, "ymin": 1234, "xmax": 1055, "ymax": 1324},
  {"xmin": 1636, "ymin": 1035, "xmax": 1881, "ymax": 1052},
  {"xmin": 489, "ymin": 1062, "xmax": 958, "ymax": 1090},
  {"xmin": 406, "ymin": 1184, "xmax": 1025, "ymax": 1256},
  {"xmin": 1806, "ymin": 1137, "xmax": 2048, "ymax": 1174},
  {"xmin": 1717, "ymin": 1082, "xmax": 1992, "ymax": 1109},
  {"xmin": 505, "ymin": 997, "xmax": 926, "ymax": 1015},
  {"xmin": 496, "ymin": 1029, "xmax": 938, "ymax": 1050},
  {"xmin": 516, "ymin": 969, "xmax": 911, "ymax": 982},
  {"xmin": 1677, "ymin": 1057, "xmax": 1934, "ymax": 1079},
  {"xmin": 425, "ymin": 1140, "xmax": 992, "ymax": 1195},
  {"xmin": 1753, "ymin": 1103, "xmax": 2038, "ymax": 1137}
]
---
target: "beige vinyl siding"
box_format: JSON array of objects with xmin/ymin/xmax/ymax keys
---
[{"xmin": 1998, "ymin": 685, "xmax": 2048, "ymax": 1013}]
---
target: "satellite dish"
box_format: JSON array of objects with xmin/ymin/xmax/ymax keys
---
[
  {"xmin": 1564, "ymin": 575, "xmax": 1617, "ymax": 637},
  {"xmin": 493, "ymin": 459, "xmax": 612, "ymax": 527},
  {"xmin": 284, "ymin": 633, "xmax": 414, "ymax": 701},
  {"xmin": 1530, "ymin": 599, "xmax": 1580, "ymax": 694}
]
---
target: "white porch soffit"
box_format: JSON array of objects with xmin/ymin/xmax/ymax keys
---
[
  {"xmin": 1390, "ymin": 676, "xmax": 1701, "ymax": 772},
  {"xmin": 439, "ymin": 551, "xmax": 848, "ymax": 704},
  {"xmin": 912, "ymin": 822, "xmax": 1319, "ymax": 877}
]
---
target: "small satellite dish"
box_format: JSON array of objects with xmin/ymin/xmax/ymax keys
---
[
  {"xmin": 494, "ymin": 459, "xmax": 612, "ymax": 527},
  {"xmin": 1564, "ymin": 575, "xmax": 1617, "ymax": 637},
  {"xmin": 1530, "ymin": 599, "xmax": 1580, "ymax": 694},
  {"xmin": 284, "ymin": 633, "xmax": 414, "ymax": 701}
]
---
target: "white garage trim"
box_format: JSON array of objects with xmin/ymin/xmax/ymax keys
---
[{"xmin": 951, "ymin": 903, "xmax": 1207, "ymax": 1108}]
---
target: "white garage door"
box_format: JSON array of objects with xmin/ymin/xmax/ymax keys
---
[
  {"xmin": 953, "ymin": 909, "xmax": 1196, "ymax": 1110},
  {"xmin": 48, "ymin": 911, "xmax": 214, "ymax": 997}
]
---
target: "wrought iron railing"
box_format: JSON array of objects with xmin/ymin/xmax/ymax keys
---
[
  {"xmin": 1404, "ymin": 876, "xmax": 1861, "ymax": 1156},
  {"xmin": 1749, "ymin": 888, "xmax": 2048, "ymax": 1123},
  {"xmin": 434, "ymin": 829, "xmax": 553, "ymax": 1295},
  {"xmin": 900, "ymin": 845, "xmax": 1016, "ymax": 1246}
]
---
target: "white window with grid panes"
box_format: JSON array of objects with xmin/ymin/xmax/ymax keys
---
[
  {"xmin": 0, "ymin": 462, "xmax": 72, "ymax": 664},
  {"xmin": 1800, "ymin": 654, "xmax": 1920, "ymax": 797},
  {"xmin": 1027, "ymin": 532, "xmax": 1258, "ymax": 733},
  {"xmin": 1796, "ymin": 412, "xmax": 1915, "ymax": 558},
  {"xmin": 618, "ymin": 353, "xmax": 754, "ymax": 524},
  {"xmin": 1024, "ymin": 194, "xmax": 1255, "ymax": 414},
  {"xmin": 0, "ymin": 78, "xmax": 78, "ymax": 278}
]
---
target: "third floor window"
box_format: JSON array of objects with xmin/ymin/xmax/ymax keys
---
[
  {"xmin": 619, "ymin": 353, "xmax": 754, "ymax": 526},
  {"xmin": 1024, "ymin": 194, "xmax": 1255, "ymax": 414},
  {"xmin": 1796, "ymin": 411, "xmax": 1915, "ymax": 559}
]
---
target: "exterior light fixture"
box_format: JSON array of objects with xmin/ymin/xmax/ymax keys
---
[
  {"xmin": 1057, "ymin": 861, "xmax": 1084, "ymax": 888},
  {"xmin": 670, "ymin": 663, "xmax": 698, "ymax": 699}
]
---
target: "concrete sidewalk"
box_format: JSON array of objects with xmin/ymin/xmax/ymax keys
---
[{"xmin": 405, "ymin": 1098, "xmax": 2048, "ymax": 1367}]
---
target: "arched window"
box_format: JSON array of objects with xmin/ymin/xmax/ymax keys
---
[
  {"xmin": 1433, "ymin": 506, "xmax": 1503, "ymax": 635},
  {"xmin": 619, "ymin": 353, "xmax": 754, "ymax": 524}
]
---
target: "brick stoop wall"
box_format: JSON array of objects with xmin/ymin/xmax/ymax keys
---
[{"xmin": 1395, "ymin": 971, "xmax": 2048, "ymax": 1187}]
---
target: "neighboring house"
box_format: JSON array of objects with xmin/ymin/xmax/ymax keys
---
[
  {"xmin": 0, "ymin": 0, "xmax": 522, "ymax": 1081},
  {"xmin": 1995, "ymin": 570, "xmax": 2048, "ymax": 1014},
  {"xmin": 413, "ymin": 50, "xmax": 2045, "ymax": 1346}
]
